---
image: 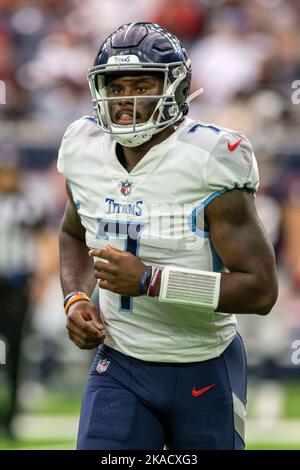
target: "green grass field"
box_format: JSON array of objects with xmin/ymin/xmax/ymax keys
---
[{"xmin": 0, "ymin": 437, "xmax": 75, "ymax": 450}]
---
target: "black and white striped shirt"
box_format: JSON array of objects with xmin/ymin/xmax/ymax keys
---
[{"xmin": 0, "ymin": 191, "xmax": 45, "ymax": 280}]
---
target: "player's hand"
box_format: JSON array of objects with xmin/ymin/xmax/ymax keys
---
[
  {"xmin": 66, "ymin": 300, "xmax": 106, "ymax": 349},
  {"xmin": 89, "ymin": 244, "xmax": 146, "ymax": 296}
]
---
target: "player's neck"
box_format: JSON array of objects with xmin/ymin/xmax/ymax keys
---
[{"xmin": 120, "ymin": 126, "xmax": 176, "ymax": 172}]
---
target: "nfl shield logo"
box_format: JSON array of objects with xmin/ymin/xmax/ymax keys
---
[
  {"xmin": 120, "ymin": 179, "xmax": 132, "ymax": 196},
  {"xmin": 96, "ymin": 358, "xmax": 110, "ymax": 374}
]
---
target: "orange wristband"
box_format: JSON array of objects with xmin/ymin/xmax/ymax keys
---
[{"xmin": 64, "ymin": 293, "xmax": 90, "ymax": 315}]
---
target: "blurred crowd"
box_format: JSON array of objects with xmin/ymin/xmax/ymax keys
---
[{"xmin": 1, "ymin": 0, "xmax": 300, "ymax": 437}]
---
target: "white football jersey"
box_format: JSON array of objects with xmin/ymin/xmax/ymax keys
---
[{"xmin": 57, "ymin": 116, "xmax": 259, "ymax": 362}]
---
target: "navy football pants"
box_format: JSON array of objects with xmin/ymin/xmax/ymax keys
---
[{"xmin": 77, "ymin": 333, "xmax": 247, "ymax": 450}]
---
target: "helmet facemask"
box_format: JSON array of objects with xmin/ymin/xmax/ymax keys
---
[{"xmin": 87, "ymin": 61, "xmax": 190, "ymax": 147}]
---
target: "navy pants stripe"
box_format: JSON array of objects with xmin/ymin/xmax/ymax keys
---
[{"xmin": 77, "ymin": 333, "xmax": 247, "ymax": 450}]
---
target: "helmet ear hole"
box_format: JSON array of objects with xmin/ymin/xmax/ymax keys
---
[
  {"xmin": 182, "ymin": 103, "xmax": 189, "ymax": 117},
  {"xmin": 175, "ymin": 82, "xmax": 190, "ymax": 110},
  {"xmin": 163, "ymin": 101, "xmax": 179, "ymax": 120}
]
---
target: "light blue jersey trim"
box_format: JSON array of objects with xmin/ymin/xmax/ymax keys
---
[
  {"xmin": 209, "ymin": 238, "xmax": 225, "ymax": 272},
  {"xmin": 202, "ymin": 188, "xmax": 228, "ymax": 206},
  {"xmin": 188, "ymin": 189, "xmax": 228, "ymax": 238},
  {"xmin": 188, "ymin": 123, "xmax": 221, "ymax": 134},
  {"xmin": 188, "ymin": 204, "xmax": 209, "ymax": 238},
  {"xmin": 83, "ymin": 115, "xmax": 97, "ymax": 124},
  {"xmin": 66, "ymin": 180, "xmax": 80, "ymax": 210}
]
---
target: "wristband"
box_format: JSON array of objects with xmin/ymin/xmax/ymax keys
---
[
  {"xmin": 147, "ymin": 267, "xmax": 162, "ymax": 297},
  {"xmin": 158, "ymin": 266, "xmax": 221, "ymax": 312},
  {"xmin": 63, "ymin": 291, "xmax": 87, "ymax": 307},
  {"xmin": 64, "ymin": 292, "xmax": 90, "ymax": 315},
  {"xmin": 139, "ymin": 266, "xmax": 152, "ymax": 295}
]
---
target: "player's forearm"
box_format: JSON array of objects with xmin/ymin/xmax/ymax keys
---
[
  {"xmin": 89, "ymin": 245, "xmax": 277, "ymax": 315},
  {"xmin": 217, "ymin": 271, "xmax": 278, "ymax": 315},
  {"xmin": 59, "ymin": 229, "xmax": 97, "ymax": 297},
  {"xmin": 153, "ymin": 266, "xmax": 277, "ymax": 315}
]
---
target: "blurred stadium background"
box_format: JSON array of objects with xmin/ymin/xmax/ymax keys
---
[{"xmin": 0, "ymin": 0, "xmax": 300, "ymax": 450}]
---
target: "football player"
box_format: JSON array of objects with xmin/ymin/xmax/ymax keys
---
[{"xmin": 58, "ymin": 22, "xmax": 278, "ymax": 450}]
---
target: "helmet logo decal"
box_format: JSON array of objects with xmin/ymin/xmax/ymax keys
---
[{"xmin": 107, "ymin": 55, "xmax": 140, "ymax": 64}]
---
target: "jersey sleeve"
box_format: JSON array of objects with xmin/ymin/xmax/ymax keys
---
[
  {"xmin": 205, "ymin": 131, "xmax": 259, "ymax": 195},
  {"xmin": 57, "ymin": 116, "xmax": 99, "ymax": 177},
  {"xmin": 57, "ymin": 120, "xmax": 77, "ymax": 176},
  {"xmin": 57, "ymin": 142, "xmax": 65, "ymax": 175}
]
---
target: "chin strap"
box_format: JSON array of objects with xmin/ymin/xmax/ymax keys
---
[{"xmin": 186, "ymin": 87, "xmax": 204, "ymax": 104}]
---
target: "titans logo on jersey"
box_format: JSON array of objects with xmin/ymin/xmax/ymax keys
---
[
  {"xmin": 105, "ymin": 198, "xmax": 143, "ymax": 217},
  {"xmin": 57, "ymin": 116, "xmax": 259, "ymax": 363}
]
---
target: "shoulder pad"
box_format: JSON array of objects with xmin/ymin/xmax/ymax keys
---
[
  {"xmin": 61, "ymin": 115, "xmax": 101, "ymax": 140},
  {"xmin": 57, "ymin": 116, "xmax": 102, "ymax": 175},
  {"xmin": 210, "ymin": 130, "xmax": 254, "ymax": 179},
  {"xmin": 205, "ymin": 130, "xmax": 259, "ymax": 193},
  {"xmin": 178, "ymin": 120, "xmax": 222, "ymax": 152}
]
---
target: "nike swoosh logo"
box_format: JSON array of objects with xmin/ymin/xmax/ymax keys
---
[
  {"xmin": 192, "ymin": 383, "xmax": 216, "ymax": 397},
  {"xmin": 228, "ymin": 138, "xmax": 241, "ymax": 151}
]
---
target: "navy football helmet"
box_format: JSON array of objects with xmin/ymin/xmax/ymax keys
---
[{"xmin": 87, "ymin": 22, "xmax": 193, "ymax": 147}]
